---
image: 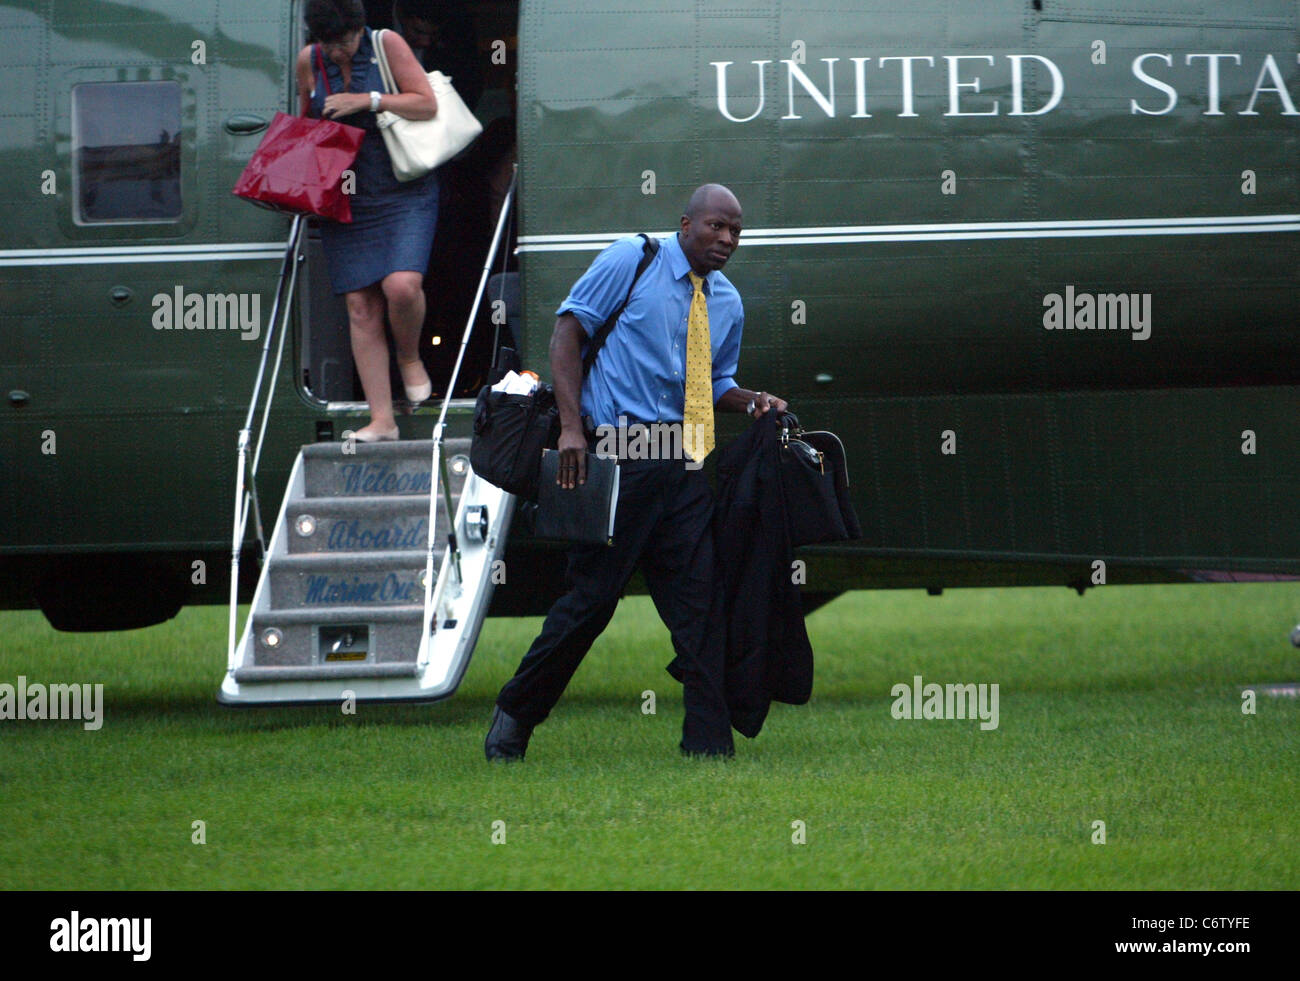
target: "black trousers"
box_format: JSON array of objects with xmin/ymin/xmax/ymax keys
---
[{"xmin": 496, "ymin": 457, "xmax": 733, "ymax": 754}]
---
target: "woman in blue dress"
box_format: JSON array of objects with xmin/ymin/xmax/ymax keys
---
[{"xmin": 296, "ymin": 0, "xmax": 440, "ymax": 441}]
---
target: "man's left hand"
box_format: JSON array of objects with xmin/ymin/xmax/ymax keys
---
[{"xmin": 748, "ymin": 391, "xmax": 787, "ymax": 418}]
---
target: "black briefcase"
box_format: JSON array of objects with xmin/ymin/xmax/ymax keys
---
[
  {"xmin": 777, "ymin": 414, "xmax": 862, "ymax": 547},
  {"xmin": 470, "ymin": 384, "xmax": 559, "ymax": 501}
]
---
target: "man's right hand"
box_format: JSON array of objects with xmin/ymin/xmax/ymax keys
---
[
  {"xmin": 549, "ymin": 313, "xmax": 588, "ymax": 490},
  {"xmin": 556, "ymin": 427, "xmax": 587, "ymax": 489}
]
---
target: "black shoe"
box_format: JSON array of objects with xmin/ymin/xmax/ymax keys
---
[{"xmin": 485, "ymin": 706, "xmax": 534, "ymax": 761}]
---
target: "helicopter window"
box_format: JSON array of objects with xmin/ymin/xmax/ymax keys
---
[{"xmin": 72, "ymin": 81, "xmax": 182, "ymax": 224}]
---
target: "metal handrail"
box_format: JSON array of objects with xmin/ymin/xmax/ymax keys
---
[
  {"xmin": 420, "ymin": 167, "xmax": 517, "ymax": 657},
  {"xmin": 227, "ymin": 214, "xmax": 306, "ymax": 670}
]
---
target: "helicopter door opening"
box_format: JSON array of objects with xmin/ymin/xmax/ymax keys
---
[{"xmin": 298, "ymin": 0, "xmax": 520, "ymax": 407}]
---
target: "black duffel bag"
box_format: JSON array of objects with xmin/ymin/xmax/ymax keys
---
[
  {"xmin": 777, "ymin": 413, "xmax": 863, "ymax": 547},
  {"xmin": 470, "ymin": 383, "xmax": 559, "ymax": 501}
]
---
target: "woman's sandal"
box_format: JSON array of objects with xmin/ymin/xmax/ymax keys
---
[
  {"xmin": 399, "ymin": 359, "xmax": 432, "ymax": 403},
  {"xmin": 348, "ymin": 424, "xmax": 400, "ymax": 443}
]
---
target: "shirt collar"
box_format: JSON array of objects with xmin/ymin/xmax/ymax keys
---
[
  {"xmin": 323, "ymin": 28, "xmax": 374, "ymax": 90},
  {"xmin": 354, "ymin": 27, "xmax": 375, "ymax": 72},
  {"xmin": 665, "ymin": 232, "xmax": 713, "ymax": 294}
]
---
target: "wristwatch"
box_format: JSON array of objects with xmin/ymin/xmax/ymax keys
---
[{"xmin": 369, "ymin": 91, "xmax": 381, "ymax": 112}]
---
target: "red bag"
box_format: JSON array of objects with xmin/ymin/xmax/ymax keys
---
[{"xmin": 232, "ymin": 48, "xmax": 363, "ymax": 222}]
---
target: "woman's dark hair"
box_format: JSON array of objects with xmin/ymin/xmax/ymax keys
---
[{"xmin": 305, "ymin": 0, "xmax": 366, "ymax": 43}]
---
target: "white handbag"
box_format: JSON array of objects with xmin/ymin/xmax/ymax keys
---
[{"xmin": 371, "ymin": 28, "xmax": 483, "ymax": 181}]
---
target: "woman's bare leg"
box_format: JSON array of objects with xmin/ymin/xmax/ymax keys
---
[
  {"xmin": 383, "ymin": 270, "xmax": 431, "ymax": 399},
  {"xmin": 346, "ymin": 284, "xmax": 399, "ymax": 439}
]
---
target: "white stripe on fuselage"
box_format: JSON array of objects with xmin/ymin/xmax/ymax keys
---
[
  {"xmin": 5, "ymin": 215, "xmax": 1294, "ymax": 265},
  {"xmin": 0, "ymin": 242, "xmax": 287, "ymax": 267},
  {"xmin": 517, "ymin": 214, "xmax": 1300, "ymax": 251}
]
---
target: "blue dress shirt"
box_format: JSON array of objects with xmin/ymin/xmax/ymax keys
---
[{"xmin": 557, "ymin": 233, "xmax": 743, "ymax": 429}]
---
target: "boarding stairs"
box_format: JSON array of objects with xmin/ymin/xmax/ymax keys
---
[
  {"xmin": 221, "ymin": 172, "xmax": 518, "ymax": 706},
  {"xmin": 220, "ymin": 437, "xmax": 514, "ymax": 704}
]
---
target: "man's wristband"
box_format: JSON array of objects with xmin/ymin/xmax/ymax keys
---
[{"xmin": 370, "ymin": 91, "xmax": 381, "ymax": 112}]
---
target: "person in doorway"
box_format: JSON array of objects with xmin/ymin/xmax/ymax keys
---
[
  {"xmin": 392, "ymin": 0, "xmax": 484, "ymax": 111},
  {"xmin": 297, "ymin": 0, "xmax": 439, "ymax": 441}
]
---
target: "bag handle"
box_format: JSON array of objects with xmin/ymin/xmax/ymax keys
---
[
  {"xmin": 582, "ymin": 234, "xmax": 660, "ymax": 378},
  {"xmin": 371, "ymin": 28, "xmax": 395, "ymax": 96},
  {"xmin": 314, "ymin": 44, "xmax": 332, "ymax": 99}
]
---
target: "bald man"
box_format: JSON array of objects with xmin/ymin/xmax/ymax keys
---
[{"xmin": 485, "ymin": 184, "xmax": 787, "ymax": 760}]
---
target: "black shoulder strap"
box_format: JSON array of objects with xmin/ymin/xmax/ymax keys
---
[{"xmin": 581, "ymin": 233, "xmax": 661, "ymax": 378}]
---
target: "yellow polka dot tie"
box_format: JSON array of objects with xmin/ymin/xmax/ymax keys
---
[{"xmin": 683, "ymin": 271, "xmax": 715, "ymax": 463}]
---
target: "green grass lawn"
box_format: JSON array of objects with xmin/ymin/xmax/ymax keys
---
[{"xmin": 1, "ymin": 584, "xmax": 1296, "ymax": 889}]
